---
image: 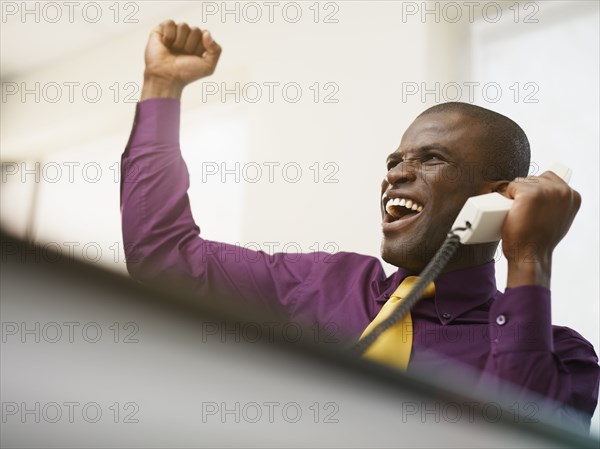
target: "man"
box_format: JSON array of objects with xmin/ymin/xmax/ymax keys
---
[{"xmin": 120, "ymin": 21, "xmax": 599, "ymax": 430}]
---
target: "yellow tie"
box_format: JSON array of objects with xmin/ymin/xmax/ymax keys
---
[{"xmin": 359, "ymin": 276, "xmax": 435, "ymax": 371}]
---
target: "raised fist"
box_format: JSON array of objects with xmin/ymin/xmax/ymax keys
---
[{"xmin": 142, "ymin": 20, "xmax": 222, "ymax": 99}]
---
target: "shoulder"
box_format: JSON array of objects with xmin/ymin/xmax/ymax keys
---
[
  {"xmin": 287, "ymin": 251, "xmax": 392, "ymax": 331},
  {"xmin": 552, "ymin": 326, "xmax": 600, "ymax": 422},
  {"xmin": 552, "ymin": 325, "xmax": 599, "ymax": 364},
  {"xmin": 301, "ymin": 250, "xmax": 388, "ymax": 283}
]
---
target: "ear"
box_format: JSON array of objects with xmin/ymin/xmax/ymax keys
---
[{"xmin": 488, "ymin": 179, "xmax": 510, "ymax": 194}]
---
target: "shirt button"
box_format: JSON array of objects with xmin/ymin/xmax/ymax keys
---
[
  {"xmin": 442, "ymin": 313, "xmax": 451, "ymax": 319},
  {"xmin": 496, "ymin": 314, "xmax": 507, "ymax": 326}
]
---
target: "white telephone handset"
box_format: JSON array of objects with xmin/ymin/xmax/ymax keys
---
[{"xmin": 451, "ymin": 163, "xmax": 572, "ymax": 244}]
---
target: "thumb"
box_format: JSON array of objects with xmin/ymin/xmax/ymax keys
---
[{"xmin": 149, "ymin": 27, "xmax": 166, "ymax": 46}]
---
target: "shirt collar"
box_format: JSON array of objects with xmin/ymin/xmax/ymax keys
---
[{"xmin": 377, "ymin": 260, "xmax": 498, "ymax": 324}]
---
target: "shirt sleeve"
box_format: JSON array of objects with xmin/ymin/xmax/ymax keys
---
[
  {"xmin": 119, "ymin": 98, "xmax": 324, "ymax": 315},
  {"xmin": 481, "ymin": 285, "xmax": 600, "ymax": 431}
]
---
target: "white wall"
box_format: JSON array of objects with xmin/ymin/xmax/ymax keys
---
[
  {"xmin": 1, "ymin": 1, "xmax": 430, "ymax": 271},
  {"xmin": 1, "ymin": 0, "xmax": 598, "ymax": 433}
]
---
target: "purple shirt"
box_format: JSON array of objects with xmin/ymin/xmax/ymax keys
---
[{"xmin": 121, "ymin": 98, "xmax": 599, "ymax": 429}]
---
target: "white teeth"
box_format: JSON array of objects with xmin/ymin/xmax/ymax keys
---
[{"xmin": 384, "ymin": 197, "xmax": 424, "ymax": 218}]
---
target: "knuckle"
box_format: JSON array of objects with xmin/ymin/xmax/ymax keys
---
[
  {"xmin": 573, "ymin": 189, "xmax": 582, "ymax": 207},
  {"xmin": 555, "ymin": 184, "xmax": 571, "ymax": 199}
]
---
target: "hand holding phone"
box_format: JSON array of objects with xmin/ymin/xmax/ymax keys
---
[
  {"xmin": 452, "ymin": 163, "xmax": 574, "ymax": 244},
  {"xmin": 452, "ymin": 162, "xmax": 580, "ymax": 287}
]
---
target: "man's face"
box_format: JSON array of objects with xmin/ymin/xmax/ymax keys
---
[{"xmin": 380, "ymin": 111, "xmax": 497, "ymax": 270}]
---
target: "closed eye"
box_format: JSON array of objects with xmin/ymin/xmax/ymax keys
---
[
  {"xmin": 386, "ymin": 161, "xmax": 398, "ymax": 171},
  {"xmin": 385, "ymin": 145, "xmax": 449, "ymax": 171},
  {"xmin": 421, "ymin": 153, "xmax": 445, "ymax": 163},
  {"xmin": 387, "ymin": 154, "xmax": 444, "ymax": 169}
]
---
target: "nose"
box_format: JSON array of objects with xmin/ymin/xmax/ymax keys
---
[{"xmin": 386, "ymin": 161, "xmax": 418, "ymax": 185}]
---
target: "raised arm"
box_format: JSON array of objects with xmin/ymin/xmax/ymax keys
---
[
  {"xmin": 120, "ymin": 20, "xmax": 398, "ymax": 344},
  {"xmin": 120, "ymin": 22, "xmax": 322, "ymax": 314}
]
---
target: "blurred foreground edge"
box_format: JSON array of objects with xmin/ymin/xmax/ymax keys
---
[{"xmin": 1, "ymin": 228, "xmax": 598, "ymax": 448}]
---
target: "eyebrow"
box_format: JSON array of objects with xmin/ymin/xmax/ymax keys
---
[{"xmin": 386, "ymin": 143, "xmax": 452, "ymax": 162}]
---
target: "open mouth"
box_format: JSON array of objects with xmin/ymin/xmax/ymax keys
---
[{"xmin": 383, "ymin": 196, "xmax": 424, "ymax": 221}]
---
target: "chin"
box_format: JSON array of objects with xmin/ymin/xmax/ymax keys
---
[{"xmin": 380, "ymin": 238, "xmax": 430, "ymax": 272}]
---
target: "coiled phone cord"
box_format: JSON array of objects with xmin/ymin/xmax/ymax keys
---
[{"xmin": 352, "ymin": 226, "xmax": 468, "ymax": 356}]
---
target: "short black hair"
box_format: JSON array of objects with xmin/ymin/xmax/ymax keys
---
[{"xmin": 417, "ymin": 102, "xmax": 531, "ymax": 180}]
